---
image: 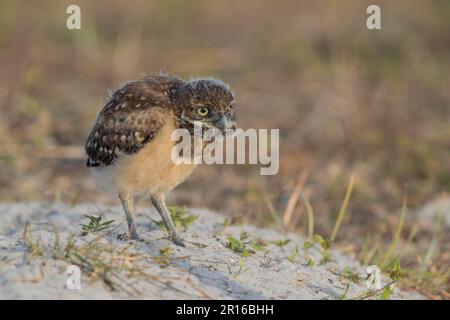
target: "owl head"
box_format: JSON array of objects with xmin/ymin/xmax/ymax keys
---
[{"xmin": 170, "ymin": 78, "xmax": 236, "ymax": 133}]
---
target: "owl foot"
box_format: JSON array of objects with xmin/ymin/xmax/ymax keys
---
[
  {"xmin": 117, "ymin": 232, "xmax": 142, "ymax": 241},
  {"xmin": 169, "ymin": 233, "xmax": 186, "ymax": 247},
  {"xmin": 129, "ymin": 232, "xmax": 142, "ymax": 241}
]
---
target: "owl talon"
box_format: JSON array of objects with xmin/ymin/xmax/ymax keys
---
[
  {"xmin": 117, "ymin": 232, "xmax": 142, "ymax": 241},
  {"xmin": 130, "ymin": 233, "xmax": 142, "ymax": 241},
  {"xmin": 169, "ymin": 234, "xmax": 186, "ymax": 247}
]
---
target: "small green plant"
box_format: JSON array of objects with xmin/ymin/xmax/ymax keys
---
[
  {"xmin": 287, "ymin": 247, "xmax": 298, "ymax": 263},
  {"xmin": 303, "ymin": 256, "xmax": 315, "ymax": 266},
  {"xmin": 386, "ymin": 259, "xmax": 407, "ymax": 281},
  {"xmin": 341, "ymin": 267, "xmax": 362, "ymax": 283},
  {"xmin": 240, "ymin": 231, "xmax": 250, "ymax": 241},
  {"xmin": 152, "ymin": 207, "xmax": 198, "ymax": 231},
  {"xmin": 320, "ymin": 253, "xmax": 332, "ymax": 264},
  {"xmin": 80, "ymin": 215, "xmax": 115, "ymax": 235},
  {"xmin": 303, "ymin": 240, "xmax": 314, "ymax": 250},
  {"xmin": 272, "ymin": 239, "xmax": 291, "ymax": 247},
  {"xmin": 380, "ymin": 286, "xmax": 394, "ymax": 300},
  {"xmin": 63, "ymin": 234, "xmax": 76, "ymax": 258},
  {"xmin": 153, "ymin": 247, "xmax": 174, "ymax": 267},
  {"xmin": 227, "ymin": 230, "xmax": 269, "ymax": 257},
  {"xmin": 227, "ymin": 237, "xmax": 254, "ymax": 257},
  {"xmin": 313, "ymin": 234, "xmax": 332, "ymax": 264},
  {"xmin": 22, "ymin": 223, "xmax": 43, "ymax": 257},
  {"xmin": 302, "ymin": 234, "xmax": 334, "ymax": 264},
  {"xmin": 251, "ymin": 239, "xmax": 268, "ymax": 251},
  {"xmin": 314, "ymin": 234, "xmax": 331, "ymax": 250}
]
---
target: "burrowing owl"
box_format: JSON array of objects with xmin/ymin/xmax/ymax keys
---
[{"xmin": 85, "ymin": 74, "xmax": 236, "ymax": 246}]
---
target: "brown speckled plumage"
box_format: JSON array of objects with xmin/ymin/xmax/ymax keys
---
[
  {"xmin": 85, "ymin": 73, "xmax": 236, "ymax": 245},
  {"xmin": 85, "ymin": 75, "xmax": 182, "ymax": 167}
]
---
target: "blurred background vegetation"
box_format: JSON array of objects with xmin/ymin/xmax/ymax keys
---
[{"xmin": 0, "ymin": 1, "xmax": 448, "ymax": 298}]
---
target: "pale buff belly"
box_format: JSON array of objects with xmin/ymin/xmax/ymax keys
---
[{"xmin": 94, "ymin": 122, "xmax": 197, "ymax": 195}]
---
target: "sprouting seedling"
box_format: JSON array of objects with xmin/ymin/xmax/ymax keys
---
[
  {"xmin": 80, "ymin": 215, "xmax": 115, "ymax": 235},
  {"xmin": 272, "ymin": 239, "xmax": 291, "ymax": 247},
  {"xmin": 303, "ymin": 233, "xmax": 332, "ymax": 264},
  {"xmin": 314, "ymin": 234, "xmax": 332, "ymax": 264},
  {"xmin": 303, "ymin": 256, "xmax": 316, "ymax": 266},
  {"xmin": 287, "ymin": 246, "xmax": 299, "ymax": 263},
  {"xmin": 304, "ymin": 239, "xmax": 314, "ymax": 250},
  {"xmin": 63, "ymin": 234, "xmax": 76, "ymax": 258},
  {"xmin": 386, "ymin": 258, "xmax": 407, "ymax": 281},
  {"xmin": 250, "ymin": 239, "xmax": 268, "ymax": 251},
  {"xmin": 151, "ymin": 207, "xmax": 198, "ymax": 231},
  {"xmin": 380, "ymin": 286, "xmax": 394, "ymax": 300},
  {"xmin": 240, "ymin": 231, "xmax": 250, "ymax": 241},
  {"xmin": 22, "ymin": 223, "xmax": 44, "ymax": 257},
  {"xmin": 341, "ymin": 267, "xmax": 362, "ymax": 283},
  {"xmin": 227, "ymin": 232, "xmax": 269, "ymax": 257},
  {"xmin": 153, "ymin": 247, "xmax": 174, "ymax": 267},
  {"xmin": 227, "ymin": 237, "xmax": 254, "ymax": 257}
]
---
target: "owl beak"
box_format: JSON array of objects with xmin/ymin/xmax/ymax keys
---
[{"xmin": 215, "ymin": 114, "xmax": 228, "ymax": 130}]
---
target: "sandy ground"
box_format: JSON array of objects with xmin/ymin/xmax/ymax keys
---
[{"xmin": 0, "ymin": 202, "xmax": 423, "ymax": 299}]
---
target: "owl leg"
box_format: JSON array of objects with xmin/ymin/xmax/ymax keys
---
[
  {"xmin": 150, "ymin": 194, "xmax": 185, "ymax": 247},
  {"xmin": 118, "ymin": 191, "xmax": 140, "ymax": 240}
]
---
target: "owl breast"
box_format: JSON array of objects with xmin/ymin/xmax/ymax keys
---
[{"xmin": 94, "ymin": 118, "xmax": 197, "ymax": 195}]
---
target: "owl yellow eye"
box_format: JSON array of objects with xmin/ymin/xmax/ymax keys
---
[{"xmin": 196, "ymin": 107, "xmax": 210, "ymax": 117}]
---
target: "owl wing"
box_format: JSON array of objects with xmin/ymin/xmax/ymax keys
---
[{"xmin": 85, "ymin": 76, "xmax": 181, "ymax": 167}]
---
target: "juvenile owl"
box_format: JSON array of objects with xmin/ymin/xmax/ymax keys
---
[{"xmin": 85, "ymin": 74, "xmax": 236, "ymax": 246}]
